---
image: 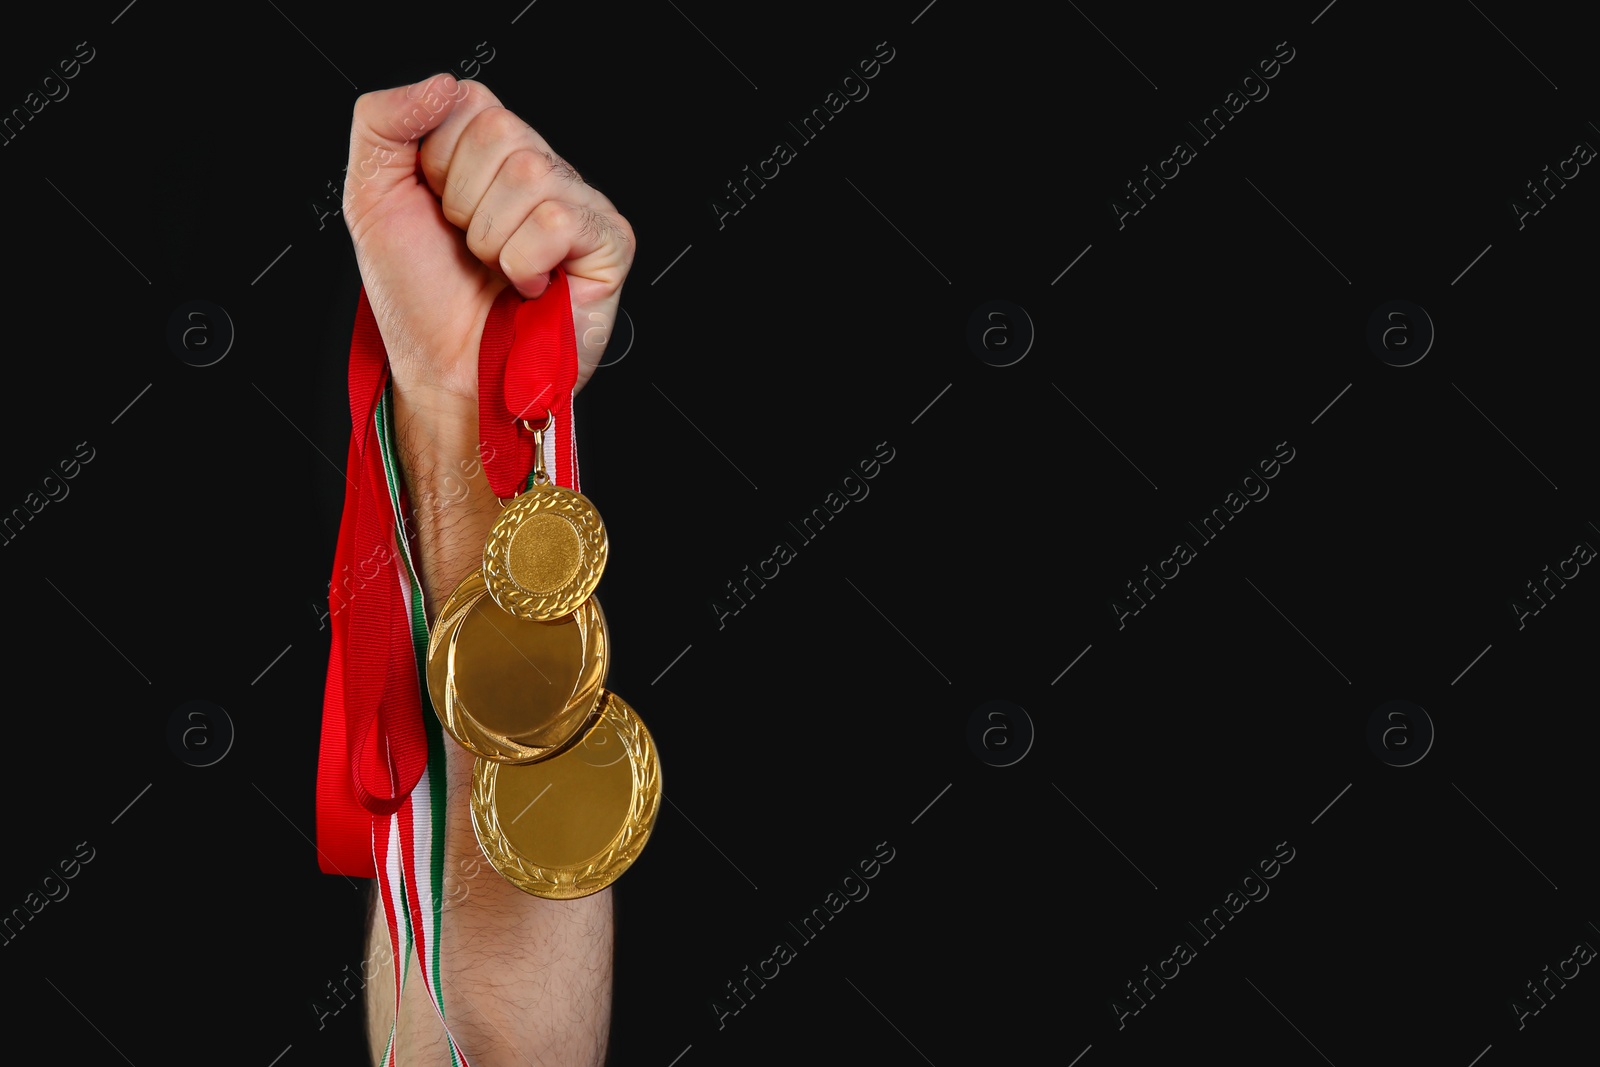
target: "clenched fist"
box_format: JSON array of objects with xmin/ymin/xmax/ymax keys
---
[{"xmin": 344, "ymin": 73, "xmax": 635, "ymax": 404}]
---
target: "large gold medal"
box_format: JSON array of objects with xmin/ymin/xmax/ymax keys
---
[
  {"xmin": 471, "ymin": 691, "xmax": 661, "ymax": 900},
  {"xmin": 425, "ymin": 569, "xmax": 608, "ymax": 763}
]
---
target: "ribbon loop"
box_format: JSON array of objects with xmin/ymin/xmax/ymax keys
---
[{"xmin": 480, "ymin": 270, "xmax": 579, "ymax": 499}]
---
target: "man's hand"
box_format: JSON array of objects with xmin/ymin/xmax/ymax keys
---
[
  {"xmin": 343, "ymin": 72, "xmax": 635, "ymax": 610},
  {"xmin": 344, "ymin": 75, "xmax": 630, "ymax": 1067},
  {"xmin": 344, "ymin": 73, "xmax": 635, "ymax": 403}
]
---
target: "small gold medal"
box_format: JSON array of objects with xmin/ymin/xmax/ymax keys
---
[
  {"xmin": 470, "ymin": 691, "xmax": 661, "ymax": 900},
  {"xmin": 483, "ymin": 415, "xmax": 607, "ymax": 622}
]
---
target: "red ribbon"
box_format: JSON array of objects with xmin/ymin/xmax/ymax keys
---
[
  {"xmin": 478, "ymin": 270, "xmax": 579, "ymax": 497},
  {"xmin": 316, "ymin": 270, "xmax": 581, "ymax": 877}
]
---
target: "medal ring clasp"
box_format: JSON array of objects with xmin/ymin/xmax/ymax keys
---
[{"xmin": 521, "ymin": 410, "xmax": 556, "ymax": 488}]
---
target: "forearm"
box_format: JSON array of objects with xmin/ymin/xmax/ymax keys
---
[
  {"xmin": 362, "ymin": 792, "xmax": 616, "ymax": 1067},
  {"xmin": 365, "ymin": 384, "xmax": 615, "ymax": 1067},
  {"xmin": 390, "ymin": 384, "xmax": 500, "ymax": 611}
]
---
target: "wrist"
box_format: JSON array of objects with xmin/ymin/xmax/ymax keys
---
[{"xmin": 390, "ymin": 383, "xmax": 499, "ymax": 611}]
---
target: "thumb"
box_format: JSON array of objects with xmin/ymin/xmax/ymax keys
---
[{"xmin": 343, "ymin": 74, "xmax": 467, "ymax": 226}]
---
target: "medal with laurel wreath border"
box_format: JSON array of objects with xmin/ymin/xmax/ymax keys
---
[{"xmin": 470, "ymin": 691, "xmax": 661, "ymax": 899}]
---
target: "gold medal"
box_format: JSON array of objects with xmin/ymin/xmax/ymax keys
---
[
  {"xmin": 471, "ymin": 691, "xmax": 661, "ymax": 900},
  {"xmin": 483, "ymin": 414, "xmax": 607, "ymax": 622},
  {"xmin": 425, "ymin": 569, "xmax": 608, "ymax": 763}
]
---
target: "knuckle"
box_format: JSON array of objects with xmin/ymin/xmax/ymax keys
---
[
  {"xmin": 533, "ymin": 200, "xmax": 576, "ymax": 231},
  {"xmin": 467, "ymin": 105, "xmax": 525, "ymax": 150},
  {"xmin": 504, "ymin": 148, "xmax": 549, "ymax": 184}
]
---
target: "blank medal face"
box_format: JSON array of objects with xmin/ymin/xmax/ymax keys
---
[
  {"xmin": 426, "ymin": 570, "xmax": 608, "ymax": 762},
  {"xmin": 450, "ymin": 593, "xmax": 606, "ymax": 748},
  {"xmin": 483, "ymin": 485, "xmax": 608, "ymax": 621},
  {"xmin": 494, "ymin": 711, "xmax": 637, "ymax": 866},
  {"xmin": 507, "ymin": 512, "xmax": 584, "ymax": 593},
  {"xmin": 473, "ymin": 692, "xmax": 661, "ymax": 899}
]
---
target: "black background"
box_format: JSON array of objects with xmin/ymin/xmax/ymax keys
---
[{"xmin": 2, "ymin": 2, "xmax": 1595, "ymax": 1065}]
